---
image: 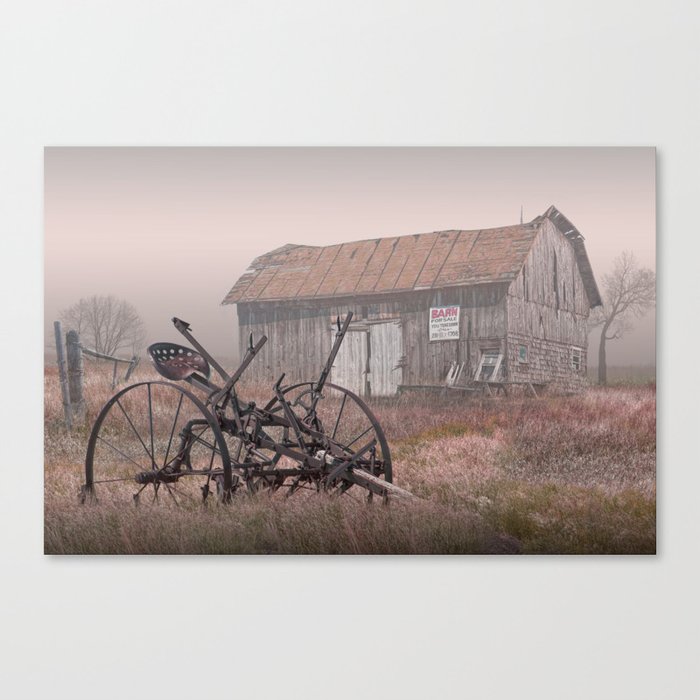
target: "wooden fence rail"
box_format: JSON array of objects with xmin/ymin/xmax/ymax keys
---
[{"xmin": 79, "ymin": 344, "xmax": 139, "ymax": 389}]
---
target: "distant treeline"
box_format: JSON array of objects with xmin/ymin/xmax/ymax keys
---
[{"xmin": 587, "ymin": 365, "xmax": 656, "ymax": 384}]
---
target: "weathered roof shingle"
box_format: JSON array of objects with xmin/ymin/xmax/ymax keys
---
[{"xmin": 222, "ymin": 206, "xmax": 601, "ymax": 307}]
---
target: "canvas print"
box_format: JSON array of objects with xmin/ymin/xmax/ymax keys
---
[{"xmin": 44, "ymin": 147, "xmax": 656, "ymax": 554}]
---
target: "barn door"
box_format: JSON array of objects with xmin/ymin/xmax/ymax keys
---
[
  {"xmin": 368, "ymin": 321, "xmax": 403, "ymax": 396},
  {"xmin": 330, "ymin": 327, "xmax": 368, "ymax": 396}
]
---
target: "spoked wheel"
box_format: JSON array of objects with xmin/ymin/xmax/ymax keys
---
[
  {"xmin": 263, "ymin": 382, "xmax": 392, "ymax": 498},
  {"xmin": 83, "ymin": 381, "xmax": 233, "ymax": 507}
]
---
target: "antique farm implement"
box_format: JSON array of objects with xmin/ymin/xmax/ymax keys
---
[{"xmin": 82, "ymin": 312, "xmax": 405, "ymax": 506}]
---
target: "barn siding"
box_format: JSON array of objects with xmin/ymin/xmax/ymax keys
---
[
  {"xmin": 330, "ymin": 327, "xmax": 369, "ymax": 395},
  {"xmin": 399, "ymin": 285, "xmax": 507, "ymax": 385},
  {"xmin": 237, "ymin": 284, "xmax": 508, "ymax": 387},
  {"xmin": 505, "ymin": 219, "xmax": 589, "ymax": 390},
  {"xmin": 505, "ymin": 334, "xmax": 586, "ymax": 391},
  {"xmin": 236, "ymin": 219, "xmax": 593, "ymax": 393},
  {"xmin": 230, "ymin": 212, "xmax": 599, "ymax": 395},
  {"xmin": 236, "ymin": 303, "xmax": 330, "ymax": 384},
  {"xmin": 368, "ymin": 321, "xmax": 403, "ymax": 395}
]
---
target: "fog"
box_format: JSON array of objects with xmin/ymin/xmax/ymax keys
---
[{"xmin": 45, "ymin": 147, "xmax": 655, "ymax": 367}]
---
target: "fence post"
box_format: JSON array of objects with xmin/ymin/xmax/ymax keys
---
[
  {"xmin": 66, "ymin": 330, "xmax": 86, "ymax": 425},
  {"xmin": 54, "ymin": 321, "xmax": 72, "ymax": 431},
  {"xmin": 124, "ymin": 356, "xmax": 139, "ymax": 382}
]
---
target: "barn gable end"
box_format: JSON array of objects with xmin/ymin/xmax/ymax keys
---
[{"xmin": 505, "ymin": 217, "xmax": 591, "ymax": 389}]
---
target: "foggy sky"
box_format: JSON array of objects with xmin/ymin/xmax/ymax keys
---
[{"xmin": 44, "ymin": 147, "xmax": 656, "ymax": 366}]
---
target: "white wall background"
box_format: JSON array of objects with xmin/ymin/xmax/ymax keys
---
[{"xmin": 1, "ymin": 2, "xmax": 697, "ymax": 699}]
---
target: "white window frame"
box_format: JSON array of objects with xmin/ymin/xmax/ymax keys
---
[
  {"xmin": 517, "ymin": 344, "xmax": 528, "ymax": 364},
  {"xmin": 475, "ymin": 348, "xmax": 503, "ymax": 381}
]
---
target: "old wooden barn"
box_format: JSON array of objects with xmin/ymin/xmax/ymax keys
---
[{"xmin": 222, "ymin": 205, "xmax": 602, "ymax": 395}]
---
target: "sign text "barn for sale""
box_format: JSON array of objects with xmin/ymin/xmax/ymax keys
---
[{"xmin": 429, "ymin": 305, "xmax": 460, "ymax": 341}]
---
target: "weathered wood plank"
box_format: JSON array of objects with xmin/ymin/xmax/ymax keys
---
[
  {"xmin": 53, "ymin": 321, "xmax": 72, "ymax": 431},
  {"xmin": 347, "ymin": 470, "xmax": 419, "ymax": 501},
  {"xmin": 235, "ymin": 216, "xmax": 593, "ymax": 393},
  {"xmin": 66, "ymin": 330, "xmax": 86, "ymax": 424},
  {"xmin": 505, "ymin": 218, "xmax": 589, "ymax": 390}
]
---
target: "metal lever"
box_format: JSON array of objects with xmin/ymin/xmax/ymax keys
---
[
  {"xmin": 171, "ymin": 317, "xmax": 230, "ymax": 382},
  {"xmin": 314, "ymin": 311, "xmax": 354, "ymax": 395},
  {"xmin": 208, "ymin": 334, "xmax": 268, "ymax": 406},
  {"xmin": 172, "ymin": 317, "xmax": 191, "ymax": 332}
]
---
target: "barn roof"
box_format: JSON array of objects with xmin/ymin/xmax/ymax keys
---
[{"xmin": 222, "ymin": 206, "xmax": 601, "ymax": 307}]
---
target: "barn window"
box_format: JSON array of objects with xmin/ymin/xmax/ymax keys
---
[
  {"xmin": 476, "ymin": 348, "xmax": 503, "ymax": 381},
  {"xmin": 553, "ymin": 253, "xmax": 560, "ymax": 311},
  {"xmin": 571, "ymin": 346, "xmax": 583, "ymax": 371},
  {"xmin": 517, "ymin": 344, "xmax": 528, "ymax": 364}
]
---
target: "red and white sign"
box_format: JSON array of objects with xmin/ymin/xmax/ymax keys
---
[{"xmin": 429, "ymin": 305, "xmax": 460, "ymax": 341}]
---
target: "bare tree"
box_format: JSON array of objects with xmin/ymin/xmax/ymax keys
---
[
  {"xmin": 61, "ymin": 295, "xmax": 146, "ymax": 357},
  {"xmin": 589, "ymin": 251, "xmax": 655, "ymax": 385}
]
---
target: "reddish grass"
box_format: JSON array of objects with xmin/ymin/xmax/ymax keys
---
[{"xmin": 44, "ymin": 362, "xmax": 656, "ymax": 554}]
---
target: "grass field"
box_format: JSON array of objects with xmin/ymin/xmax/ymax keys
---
[{"xmin": 44, "ymin": 363, "xmax": 656, "ymax": 554}]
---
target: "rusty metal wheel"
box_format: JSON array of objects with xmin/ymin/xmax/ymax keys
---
[
  {"xmin": 83, "ymin": 381, "xmax": 233, "ymax": 507},
  {"xmin": 263, "ymin": 382, "xmax": 392, "ymax": 496}
]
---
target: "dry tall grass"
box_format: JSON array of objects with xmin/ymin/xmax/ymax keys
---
[{"xmin": 44, "ymin": 362, "xmax": 656, "ymax": 554}]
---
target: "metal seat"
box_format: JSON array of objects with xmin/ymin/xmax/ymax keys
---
[{"xmin": 147, "ymin": 342, "xmax": 211, "ymax": 381}]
